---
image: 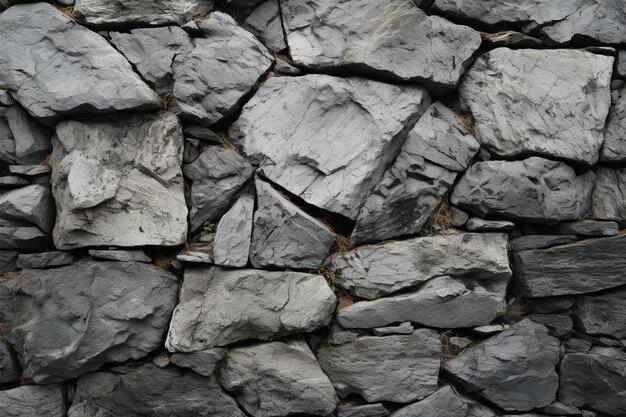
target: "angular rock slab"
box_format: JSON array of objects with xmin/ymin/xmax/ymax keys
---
[
  {"xmin": 281, "ymin": 0, "xmax": 481, "ymax": 92},
  {"xmin": 230, "ymin": 74, "xmax": 431, "ymax": 219},
  {"xmin": 0, "ymin": 98, "xmax": 50, "ymax": 164},
  {"xmin": 593, "ymin": 167, "xmax": 626, "ymax": 222},
  {"xmin": 451, "ymin": 157, "xmax": 594, "ymax": 224},
  {"xmin": 0, "ymin": 3, "xmax": 160, "ymax": 123},
  {"xmin": 0, "ymin": 338, "xmax": 20, "ymax": 383},
  {"xmin": 459, "ymin": 48, "xmax": 612, "ymax": 165},
  {"xmin": 244, "ymin": 0, "xmax": 287, "ymax": 52},
  {"xmin": 170, "ymin": 348, "xmax": 225, "ymax": 377},
  {"xmin": 574, "ymin": 286, "xmax": 626, "ymax": 339},
  {"xmin": 0, "ymin": 261, "xmax": 178, "ymax": 383},
  {"xmin": 0, "ymin": 226, "xmax": 50, "ymax": 250},
  {"xmin": 213, "ymin": 188, "xmax": 254, "ymax": 267},
  {"xmin": 52, "ymin": 112, "xmax": 187, "ymax": 249},
  {"xmin": 68, "ymin": 364, "xmax": 244, "ymax": 417},
  {"xmin": 318, "ymin": 330, "xmax": 440, "ymax": 403},
  {"xmin": 332, "ymin": 232, "xmax": 511, "ymax": 299},
  {"xmin": 16, "ymin": 251, "xmax": 74, "ymax": 269},
  {"xmin": 218, "ymin": 339, "xmax": 338, "ymax": 417},
  {"xmin": 514, "ymin": 234, "xmax": 626, "ymax": 297},
  {"xmin": 351, "ymin": 102, "xmax": 479, "ymax": 244},
  {"xmin": 443, "ymin": 319, "xmax": 560, "ymax": 411},
  {"xmin": 166, "ymin": 266, "xmax": 336, "ymax": 351},
  {"xmin": 601, "ymin": 90, "xmax": 626, "ymax": 162},
  {"xmin": 391, "ymin": 385, "xmax": 496, "ymax": 417},
  {"xmin": 0, "ymin": 184, "xmax": 56, "ymax": 233},
  {"xmin": 0, "ymin": 384, "xmax": 66, "ymax": 417},
  {"xmin": 337, "ymin": 404, "xmax": 388, "ymax": 417},
  {"xmin": 250, "ymin": 179, "xmax": 335, "ymax": 269}
]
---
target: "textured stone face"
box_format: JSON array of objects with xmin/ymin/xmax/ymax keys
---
[
  {"xmin": 52, "ymin": 112, "xmax": 188, "ymax": 249},
  {"xmin": 0, "ymin": 184, "xmax": 56, "ymax": 234},
  {"xmin": 391, "ymin": 385, "xmax": 496, "ymax": 417},
  {"xmin": 573, "ymin": 287, "xmax": 626, "ymax": 339},
  {"xmin": 244, "ymin": 0, "xmax": 287, "ymax": 52},
  {"xmin": 213, "ymin": 188, "xmax": 254, "ymax": 267},
  {"xmin": 0, "ymin": 261, "xmax": 178, "ymax": 383},
  {"xmin": 230, "ymin": 74, "xmax": 431, "ymax": 219},
  {"xmin": 0, "ymin": 384, "xmax": 66, "ymax": 417},
  {"xmin": 601, "ymin": 92, "xmax": 626, "ymax": 162},
  {"xmin": 281, "ymin": 0, "xmax": 481, "ymax": 92},
  {"xmin": 0, "ymin": 98, "xmax": 50, "ymax": 165},
  {"xmin": 0, "ymin": 338, "xmax": 20, "ymax": 383},
  {"xmin": 166, "ymin": 266, "xmax": 336, "ymax": 351},
  {"xmin": 170, "ymin": 348, "xmax": 225, "ymax": 376},
  {"xmin": 460, "ymin": 49, "xmax": 612, "ymax": 165},
  {"xmin": 592, "ymin": 168, "xmax": 626, "ymax": 222}
]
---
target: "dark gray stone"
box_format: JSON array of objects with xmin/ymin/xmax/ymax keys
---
[
  {"xmin": 0, "ymin": 226, "xmax": 50, "ymax": 250},
  {"xmin": 244, "ymin": 0, "xmax": 287, "ymax": 52},
  {"xmin": 0, "ymin": 101, "xmax": 50, "ymax": 165},
  {"xmin": 451, "ymin": 206, "xmax": 470, "ymax": 227},
  {"xmin": 529, "ymin": 314, "xmax": 573, "ymax": 337},
  {"xmin": 371, "ymin": 322, "xmax": 414, "ymax": 336},
  {"xmin": 465, "ymin": 218, "xmax": 515, "ymax": 232},
  {"xmin": 0, "ymin": 338, "xmax": 20, "ymax": 383},
  {"xmin": 16, "ymin": 251, "xmax": 74, "ymax": 269},
  {"xmin": 390, "ymin": 385, "xmax": 496, "ymax": 417},
  {"xmin": 170, "ymin": 348, "xmax": 225, "ymax": 376},
  {"xmin": 329, "ymin": 324, "xmax": 360, "ymax": 345},
  {"xmin": 601, "ymin": 91, "xmax": 626, "ymax": 162},
  {"xmin": 0, "ymin": 250, "xmax": 19, "ymax": 274},
  {"xmin": 526, "ymin": 296, "xmax": 576, "ymax": 314},
  {"xmin": 0, "ymin": 184, "xmax": 55, "ymax": 234},
  {"xmin": 574, "ymin": 286, "xmax": 626, "ymax": 339},
  {"xmin": 184, "ymin": 125, "xmax": 221, "ymax": 143},
  {"xmin": 274, "ymin": 59, "xmax": 301, "ymax": 75},
  {"xmin": 537, "ymin": 402, "xmax": 582, "ymax": 416},
  {"xmin": 511, "ymin": 235, "xmax": 578, "ymax": 251},
  {"xmin": 0, "ymin": 384, "xmax": 66, "ymax": 417},
  {"xmin": 337, "ymin": 403, "xmax": 388, "ymax": 417},
  {"xmin": 213, "ymin": 188, "xmax": 254, "ymax": 267},
  {"xmin": 593, "ymin": 168, "xmax": 626, "ymax": 222},
  {"xmin": 9, "ymin": 165, "xmax": 51, "ymax": 177},
  {"xmin": 554, "ymin": 220, "xmax": 619, "ymax": 236},
  {"xmin": 0, "ymin": 175, "xmax": 30, "ymax": 188},
  {"xmin": 88, "ymin": 249, "xmax": 151, "ymax": 263}
]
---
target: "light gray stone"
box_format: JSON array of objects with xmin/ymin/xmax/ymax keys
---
[
  {"xmin": 554, "ymin": 220, "xmax": 618, "ymax": 236},
  {"xmin": 329, "ymin": 324, "xmax": 360, "ymax": 345},
  {"xmin": 0, "ymin": 338, "xmax": 20, "ymax": 383},
  {"xmin": 166, "ymin": 266, "xmax": 336, "ymax": 351},
  {"xmin": 390, "ymin": 385, "xmax": 496, "ymax": 417},
  {"xmin": 16, "ymin": 251, "xmax": 74, "ymax": 269},
  {"xmin": 336, "ymin": 404, "xmax": 388, "ymax": 417},
  {"xmin": 601, "ymin": 91, "xmax": 626, "ymax": 161},
  {"xmin": 537, "ymin": 402, "xmax": 582, "ymax": 416},
  {"xmin": 465, "ymin": 218, "xmax": 515, "ymax": 231},
  {"xmin": 274, "ymin": 59, "xmax": 301, "ymax": 74},
  {"xmin": 0, "ymin": 226, "xmax": 50, "ymax": 250},
  {"xmin": 593, "ymin": 167, "xmax": 626, "ymax": 222},
  {"xmin": 482, "ymin": 31, "xmax": 542, "ymax": 48},
  {"xmin": 176, "ymin": 251, "xmax": 213, "ymax": 264},
  {"xmin": 574, "ymin": 287, "xmax": 626, "ymax": 339},
  {"xmin": 332, "ymin": 232, "xmax": 511, "ymax": 299},
  {"xmin": 0, "ymin": 101, "xmax": 50, "ymax": 165},
  {"xmin": 213, "ymin": 189, "xmax": 254, "ymax": 267},
  {"xmin": 472, "ymin": 324, "xmax": 509, "ymax": 335},
  {"xmin": 170, "ymin": 348, "xmax": 225, "ymax": 377},
  {"xmin": 511, "ymin": 235, "xmax": 578, "ymax": 251},
  {"xmin": 88, "ymin": 249, "xmax": 151, "ymax": 263},
  {"xmin": 0, "ymin": 184, "xmax": 55, "ymax": 233},
  {"xmin": 459, "ymin": 49, "xmax": 612, "ymax": 165},
  {"xmin": 451, "ymin": 206, "xmax": 470, "ymax": 227},
  {"xmin": 0, "ymin": 175, "xmax": 30, "ymax": 188},
  {"xmin": 230, "ymin": 74, "xmax": 431, "ymax": 219},
  {"xmin": 0, "ymin": 384, "xmax": 66, "ymax": 417},
  {"xmin": 244, "ymin": 0, "xmax": 287, "ymax": 52},
  {"xmin": 218, "ymin": 339, "xmax": 338, "ymax": 417},
  {"xmin": 371, "ymin": 322, "xmax": 414, "ymax": 336},
  {"xmin": 318, "ymin": 330, "xmax": 440, "ymax": 403}
]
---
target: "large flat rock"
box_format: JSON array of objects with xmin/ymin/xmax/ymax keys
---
[{"xmin": 0, "ymin": 384, "xmax": 66, "ymax": 417}]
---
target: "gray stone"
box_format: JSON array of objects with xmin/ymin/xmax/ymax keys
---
[
  {"xmin": 593, "ymin": 168, "xmax": 626, "ymax": 222},
  {"xmin": 88, "ymin": 249, "xmax": 151, "ymax": 263},
  {"xmin": 175, "ymin": 251, "xmax": 213, "ymax": 264},
  {"xmin": 482, "ymin": 31, "xmax": 542, "ymax": 48},
  {"xmin": 526, "ymin": 296, "xmax": 576, "ymax": 314},
  {"xmin": 351, "ymin": 102, "xmax": 479, "ymax": 243},
  {"xmin": 574, "ymin": 287, "xmax": 626, "ymax": 339},
  {"xmin": 0, "ymin": 184, "xmax": 55, "ymax": 234},
  {"xmin": 166, "ymin": 266, "xmax": 335, "ymax": 351},
  {"xmin": 329, "ymin": 324, "xmax": 360, "ymax": 345},
  {"xmin": 170, "ymin": 348, "xmax": 225, "ymax": 376},
  {"xmin": 281, "ymin": 0, "xmax": 481, "ymax": 92},
  {"xmin": 0, "ymin": 175, "xmax": 30, "ymax": 188},
  {"xmin": 390, "ymin": 385, "xmax": 496, "ymax": 417},
  {"xmin": 218, "ymin": 339, "xmax": 337, "ymax": 417},
  {"xmin": 459, "ymin": 49, "xmax": 612, "ymax": 165},
  {"xmin": 244, "ymin": 0, "xmax": 287, "ymax": 52},
  {"xmin": 472, "ymin": 324, "xmax": 509, "ymax": 335},
  {"xmin": 511, "ymin": 235, "xmax": 578, "ymax": 251},
  {"xmin": 184, "ymin": 146, "xmax": 254, "ymax": 233},
  {"xmin": 250, "ymin": 179, "xmax": 335, "ymax": 269},
  {"xmin": 0, "ymin": 261, "xmax": 178, "ymax": 383},
  {"xmin": 152, "ymin": 353, "xmax": 170, "ymax": 368},
  {"xmin": 214, "ymin": 188, "xmax": 254, "ymax": 267},
  {"xmin": 0, "ymin": 3, "xmax": 160, "ymax": 123},
  {"xmin": 68, "ymin": 363, "xmax": 244, "ymax": 417},
  {"xmin": 601, "ymin": 91, "xmax": 626, "ymax": 161},
  {"xmin": 444, "ymin": 319, "xmax": 560, "ymax": 411},
  {"xmin": 529, "ymin": 314, "xmax": 573, "ymax": 337},
  {"xmin": 452, "ymin": 158, "xmax": 594, "ymax": 224},
  {"xmin": 230, "ymin": 74, "xmax": 431, "ymax": 220},
  {"xmin": 318, "ymin": 330, "xmax": 440, "ymax": 403},
  {"xmin": 0, "ymin": 102, "xmax": 50, "ymax": 165},
  {"xmin": 617, "ymin": 49, "xmax": 626, "ymax": 78},
  {"xmin": 465, "ymin": 218, "xmax": 515, "ymax": 232},
  {"xmin": 559, "ymin": 348, "xmax": 626, "ymax": 416},
  {"xmin": 337, "ymin": 404, "xmax": 388, "ymax": 417},
  {"xmin": 371, "ymin": 322, "xmax": 414, "ymax": 336},
  {"xmin": 184, "ymin": 125, "xmax": 221, "ymax": 143},
  {"xmin": 274, "ymin": 59, "xmax": 301, "ymax": 74},
  {"xmin": 537, "ymin": 402, "xmax": 582, "ymax": 416},
  {"xmin": 451, "ymin": 206, "xmax": 470, "ymax": 227},
  {"xmin": 16, "ymin": 251, "xmax": 74, "ymax": 269},
  {"xmin": 52, "ymin": 112, "xmax": 187, "ymax": 249},
  {"xmin": 9, "ymin": 165, "xmax": 51, "ymax": 177},
  {"xmin": 514, "ymin": 235, "xmax": 626, "ymax": 297},
  {"xmin": 0, "ymin": 226, "xmax": 50, "ymax": 250},
  {"xmin": 554, "ymin": 220, "xmax": 618, "ymax": 236},
  {"xmin": 225, "ymin": 0, "xmax": 264, "ymax": 7},
  {"xmin": 0, "ymin": 338, "xmax": 20, "ymax": 383},
  {"xmin": 332, "ymin": 232, "xmax": 510, "ymax": 299},
  {"xmin": 0, "ymin": 384, "xmax": 66, "ymax": 417},
  {"xmin": 0, "ymin": 250, "xmax": 19, "ymax": 274},
  {"xmin": 449, "ymin": 336, "xmax": 473, "ymax": 350},
  {"xmin": 73, "ymin": 0, "xmax": 213, "ymax": 29}
]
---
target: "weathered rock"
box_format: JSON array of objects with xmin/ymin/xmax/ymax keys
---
[
  {"xmin": 170, "ymin": 348, "xmax": 225, "ymax": 376},
  {"xmin": 465, "ymin": 218, "xmax": 515, "ymax": 232},
  {"xmin": 16, "ymin": 251, "xmax": 74, "ymax": 269},
  {"xmin": 554, "ymin": 220, "xmax": 618, "ymax": 236},
  {"xmin": 52, "ymin": 112, "xmax": 187, "ymax": 249},
  {"xmin": 244, "ymin": 0, "xmax": 287, "ymax": 52},
  {"xmin": 601, "ymin": 91, "xmax": 626, "ymax": 161},
  {"xmin": 332, "ymin": 232, "xmax": 510, "ymax": 299},
  {"xmin": 529, "ymin": 314, "xmax": 573, "ymax": 337},
  {"xmin": 184, "ymin": 146, "xmax": 254, "ymax": 233},
  {"xmin": 9, "ymin": 165, "xmax": 51, "ymax": 177},
  {"xmin": 459, "ymin": 49, "xmax": 612, "ymax": 165},
  {"xmin": 338, "ymin": 275, "xmax": 508, "ymax": 329},
  {"xmin": 230, "ymin": 74, "xmax": 431, "ymax": 219},
  {"xmin": 329, "ymin": 324, "xmax": 360, "ymax": 345},
  {"xmin": 0, "ymin": 338, "xmax": 20, "ymax": 383},
  {"xmin": 559, "ymin": 348, "xmax": 626, "ymax": 416},
  {"xmin": 0, "ymin": 250, "xmax": 19, "ymax": 274},
  {"xmin": 0, "ymin": 226, "xmax": 50, "ymax": 250},
  {"xmin": 574, "ymin": 287, "xmax": 626, "ymax": 339},
  {"xmin": 281, "ymin": 0, "xmax": 481, "ymax": 92},
  {"xmin": 482, "ymin": 31, "xmax": 542, "ymax": 48},
  {"xmin": 372, "ymin": 322, "xmax": 414, "ymax": 336},
  {"xmin": 444, "ymin": 319, "xmax": 560, "ymax": 411},
  {"xmin": 472, "ymin": 324, "xmax": 509, "ymax": 335},
  {"xmin": 0, "ymin": 175, "xmax": 31, "ymax": 188},
  {"xmin": 274, "ymin": 59, "xmax": 301, "ymax": 75},
  {"xmin": 337, "ymin": 403, "xmax": 388, "ymax": 417},
  {"xmin": 351, "ymin": 102, "xmax": 479, "ymax": 243},
  {"xmin": 0, "ymin": 261, "xmax": 178, "ymax": 383},
  {"xmin": 176, "ymin": 251, "xmax": 213, "ymax": 264},
  {"xmin": 511, "ymin": 235, "xmax": 578, "ymax": 251},
  {"xmin": 0, "ymin": 384, "xmax": 66, "ymax": 417},
  {"xmin": 218, "ymin": 339, "xmax": 337, "ymax": 417},
  {"xmin": 250, "ymin": 179, "xmax": 335, "ymax": 269},
  {"xmin": 537, "ymin": 402, "xmax": 582, "ymax": 416},
  {"xmin": 0, "ymin": 100, "xmax": 50, "ymax": 164},
  {"xmin": 0, "ymin": 184, "xmax": 55, "ymax": 233},
  {"xmin": 68, "ymin": 364, "xmax": 244, "ymax": 417},
  {"xmin": 166, "ymin": 266, "xmax": 335, "ymax": 351},
  {"xmin": 0, "ymin": 3, "xmax": 160, "ymax": 123},
  {"xmin": 73, "ymin": 0, "xmax": 214, "ymax": 29},
  {"xmin": 514, "ymin": 235, "xmax": 626, "ymax": 297},
  {"xmin": 213, "ymin": 189, "xmax": 254, "ymax": 267},
  {"xmin": 88, "ymin": 249, "xmax": 151, "ymax": 263},
  {"xmin": 451, "ymin": 206, "xmax": 470, "ymax": 227},
  {"xmin": 526, "ymin": 296, "xmax": 576, "ymax": 314},
  {"xmin": 593, "ymin": 168, "xmax": 626, "ymax": 222},
  {"xmin": 318, "ymin": 330, "xmax": 440, "ymax": 403},
  {"xmin": 390, "ymin": 385, "xmax": 496, "ymax": 417}
]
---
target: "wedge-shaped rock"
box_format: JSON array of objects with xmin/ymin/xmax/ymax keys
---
[
  {"xmin": 451, "ymin": 157, "xmax": 594, "ymax": 224},
  {"xmin": 337, "ymin": 404, "xmax": 388, "ymax": 417},
  {"xmin": 281, "ymin": 0, "xmax": 480, "ymax": 92},
  {"xmin": 230, "ymin": 74, "xmax": 431, "ymax": 219},
  {"xmin": 0, "ymin": 261, "xmax": 178, "ymax": 383},
  {"xmin": 0, "ymin": 99, "xmax": 50, "ymax": 164},
  {"xmin": 17, "ymin": 251, "xmax": 74, "ymax": 269},
  {"xmin": 601, "ymin": 91, "xmax": 626, "ymax": 161},
  {"xmin": 0, "ymin": 184, "xmax": 55, "ymax": 233},
  {"xmin": 68, "ymin": 364, "xmax": 244, "ymax": 417},
  {"xmin": 244, "ymin": 0, "xmax": 287, "ymax": 52},
  {"xmin": 251, "ymin": 179, "xmax": 335, "ymax": 269},
  {"xmin": 0, "ymin": 226, "xmax": 49, "ymax": 250},
  {"xmin": 559, "ymin": 348, "xmax": 626, "ymax": 416},
  {"xmin": 593, "ymin": 168, "xmax": 626, "ymax": 222},
  {"xmin": 318, "ymin": 330, "xmax": 440, "ymax": 403},
  {"xmin": 73, "ymin": 0, "xmax": 213, "ymax": 29},
  {"xmin": 0, "ymin": 3, "xmax": 160, "ymax": 122},
  {"xmin": 391, "ymin": 385, "xmax": 496, "ymax": 417},
  {"xmin": 214, "ymin": 188, "xmax": 254, "ymax": 267},
  {"xmin": 52, "ymin": 112, "xmax": 187, "ymax": 249},
  {"xmin": 0, "ymin": 384, "xmax": 66, "ymax": 417},
  {"xmin": 219, "ymin": 339, "xmax": 337, "ymax": 417},
  {"xmin": 166, "ymin": 266, "xmax": 336, "ymax": 351},
  {"xmin": 338, "ymin": 275, "xmax": 508, "ymax": 329},
  {"xmin": 444, "ymin": 320, "xmax": 560, "ymax": 411},
  {"xmin": 574, "ymin": 287, "xmax": 626, "ymax": 339},
  {"xmin": 170, "ymin": 348, "xmax": 225, "ymax": 377},
  {"xmin": 0, "ymin": 338, "xmax": 20, "ymax": 383},
  {"xmin": 351, "ymin": 102, "xmax": 479, "ymax": 244},
  {"xmin": 460, "ymin": 49, "xmax": 612, "ymax": 165},
  {"xmin": 332, "ymin": 232, "xmax": 510, "ymax": 299},
  {"xmin": 514, "ymin": 235, "xmax": 626, "ymax": 297}
]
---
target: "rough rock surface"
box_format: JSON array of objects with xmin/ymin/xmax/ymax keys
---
[
  {"xmin": 0, "ymin": 3, "xmax": 160, "ymax": 122},
  {"xmin": 0, "ymin": 99, "xmax": 50, "ymax": 164},
  {"xmin": 0, "ymin": 261, "xmax": 178, "ymax": 383},
  {"xmin": 459, "ymin": 49, "xmax": 612, "ymax": 165},
  {"xmin": 218, "ymin": 339, "xmax": 337, "ymax": 417},
  {"xmin": 318, "ymin": 330, "xmax": 440, "ymax": 403},
  {"xmin": 166, "ymin": 266, "xmax": 335, "ymax": 351},
  {"xmin": 444, "ymin": 319, "xmax": 560, "ymax": 411},
  {"xmin": 170, "ymin": 348, "xmax": 225, "ymax": 376},
  {"xmin": 0, "ymin": 338, "xmax": 20, "ymax": 383},
  {"xmin": 451, "ymin": 157, "xmax": 594, "ymax": 224},
  {"xmin": 250, "ymin": 179, "xmax": 335, "ymax": 269},
  {"xmin": 337, "ymin": 404, "xmax": 388, "ymax": 417},
  {"xmin": 16, "ymin": 251, "xmax": 74, "ymax": 269},
  {"xmin": 52, "ymin": 112, "xmax": 187, "ymax": 249},
  {"xmin": 244, "ymin": 0, "xmax": 287, "ymax": 52},
  {"xmin": 390, "ymin": 385, "xmax": 496, "ymax": 417},
  {"xmin": 281, "ymin": 0, "xmax": 481, "ymax": 92},
  {"xmin": 0, "ymin": 226, "xmax": 50, "ymax": 250},
  {"xmin": 573, "ymin": 287, "xmax": 626, "ymax": 339},
  {"xmin": 592, "ymin": 168, "xmax": 626, "ymax": 222},
  {"xmin": 332, "ymin": 232, "xmax": 510, "ymax": 299},
  {"xmin": 554, "ymin": 220, "xmax": 618, "ymax": 236},
  {"xmin": 88, "ymin": 249, "xmax": 151, "ymax": 263},
  {"xmin": 230, "ymin": 74, "xmax": 431, "ymax": 219},
  {"xmin": 0, "ymin": 184, "xmax": 55, "ymax": 233},
  {"xmin": 601, "ymin": 91, "xmax": 626, "ymax": 161},
  {"xmin": 465, "ymin": 218, "xmax": 515, "ymax": 232},
  {"xmin": 213, "ymin": 188, "xmax": 254, "ymax": 267},
  {"xmin": 0, "ymin": 384, "xmax": 66, "ymax": 417}
]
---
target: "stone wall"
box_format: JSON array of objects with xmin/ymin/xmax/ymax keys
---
[{"xmin": 0, "ymin": 0, "xmax": 625, "ymax": 416}]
